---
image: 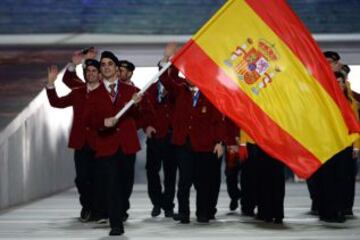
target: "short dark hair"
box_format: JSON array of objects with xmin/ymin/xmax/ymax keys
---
[
  {"xmin": 341, "ymin": 64, "xmax": 351, "ymax": 74},
  {"xmin": 323, "ymin": 51, "xmax": 340, "ymax": 61},
  {"xmin": 100, "ymin": 51, "xmax": 119, "ymax": 66},
  {"xmin": 118, "ymin": 60, "xmax": 135, "ymax": 72},
  {"xmin": 84, "ymin": 59, "xmax": 100, "ymax": 71}
]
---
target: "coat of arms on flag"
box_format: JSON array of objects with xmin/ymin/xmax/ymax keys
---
[{"xmin": 224, "ymin": 38, "xmax": 281, "ymax": 95}]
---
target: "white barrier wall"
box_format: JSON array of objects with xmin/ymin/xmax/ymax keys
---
[{"xmin": 0, "ymin": 80, "xmax": 75, "ymax": 210}]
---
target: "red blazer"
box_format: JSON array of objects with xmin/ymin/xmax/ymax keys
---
[
  {"xmin": 46, "ymin": 87, "xmax": 96, "ymax": 150},
  {"xmin": 85, "ymin": 82, "xmax": 141, "ymax": 157},
  {"xmin": 140, "ymin": 82, "xmax": 175, "ymax": 139},
  {"xmin": 160, "ymin": 67, "xmax": 225, "ymax": 152}
]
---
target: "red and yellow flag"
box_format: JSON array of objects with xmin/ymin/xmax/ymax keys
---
[{"xmin": 171, "ymin": 0, "xmax": 360, "ymax": 178}]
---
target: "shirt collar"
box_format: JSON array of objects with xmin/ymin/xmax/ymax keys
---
[
  {"xmin": 189, "ymin": 86, "xmax": 199, "ymax": 93},
  {"xmin": 103, "ymin": 79, "xmax": 119, "ymax": 91}
]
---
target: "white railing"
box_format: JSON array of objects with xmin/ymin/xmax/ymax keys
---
[{"xmin": 0, "ymin": 69, "xmax": 75, "ymax": 210}]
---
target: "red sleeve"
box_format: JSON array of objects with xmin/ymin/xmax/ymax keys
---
[
  {"xmin": 169, "ymin": 66, "xmax": 187, "ymax": 84},
  {"xmin": 46, "ymin": 88, "xmax": 73, "ymax": 108},
  {"xmin": 63, "ymin": 69, "xmax": 85, "ymax": 89},
  {"xmin": 159, "ymin": 66, "xmax": 183, "ymax": 97}
]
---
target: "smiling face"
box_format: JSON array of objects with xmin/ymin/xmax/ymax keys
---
[
  {"xmin": 100, "ymin": 58, "xmax": 118, "ymax": 80},
  {"xmin": 119, "ymin": 66, "xmax": 133, "ymax": 82},
  {"xmin": 85, "ymin": 66, "xmax": 99, "ymax": 83}
]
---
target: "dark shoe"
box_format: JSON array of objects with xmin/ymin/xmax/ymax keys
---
[
  {"xmin": 197, "ymin": 216, "xmax": 209, "ymax": 223},
  {"xmin": 229, "ymin": 199, "xmax": 239, "ymax": 211},
  {"xmin": 109, "ymin": 226, "xmax": 124, "ymax": 236},
  {"xmin": 79, "ymin": 208, "xmax": 91, "ymax": 222},
  {"xmin": 274, "ymin": 218, "xmax": 283, "ymax": 224},
  {"xmin": 180, "ymin": 218, "xmax": 190, "ymax": 224},
  {"xmin": 332, "ymin": 211, "xmax": 346, "ymax": 223},
  {"xmin": 320, "ymin": 214, "xmax": 345, "ymax": 223},
  {"xmin": 335, "ymin": 212, "xmax": 346, "ymax": 223},
  {"xmin": 321, "ymin": 217, "xmax": 345, "ymax": 223},
  {"xmin": 208, "ymin": 214, "xmax": 215, "ymax": 220},
  {"xmin": 343, "ymin": 209, "xmax": 354, "ymax": 216},
  {"xmin": 255, "ymin": 213, "xmax": 265, "ymax": 220},
  {"xmin": 173, "ymin": 213, "xmax": 181, "ymax": 221},
  {"xmin": 122, "ymin": 212, "xmax": 129, "ymax": 222},
  {"xmin": 173, "ymin": 213, "xmax": 190, "ymax": 224},
  {"xmin": 242, "ymin": 209, "xmax": 255, "ymax": 217},
  {"xmin": 151, "ymin": 205, "xmax": 161, "ymax": 217},
  {"xmin": 164, "ymin": 209, "xmax": 174, "ymax": 218}
]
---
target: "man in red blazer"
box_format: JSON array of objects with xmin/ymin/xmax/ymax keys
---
[
  {"xmin": 116, "ymin": 59, "xmax": 152, "ymax": 222},
  {"xmin": 85, "ymin": 51, "xmax": 143, "ymax": 236},
  {"xmin": 118, "ymin": 60, "xmax": 136, "ymax": 86},
  {"xmin": 66, "ymin": 51, "xmax": 153, "ymax": 224},
  {"xmin": 140, "ymin": 58, "xmax": 178, "ymax": 218},
  {"xmin": 46, "ymin": 59, "xmax": 101, "ymax": 222},
  {"xmin": 158, "ymin": 44, "xmax": 225, "ymax": 224}
]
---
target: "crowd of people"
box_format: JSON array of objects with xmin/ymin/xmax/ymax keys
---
[{"xmin": 45, "ymin": 45, "xmax": 358, "ymax": 236}]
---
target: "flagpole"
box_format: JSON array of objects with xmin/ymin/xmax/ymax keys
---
[{"xmin": 114, "ymin": 61, "xmax": 172, "ymax": 120}]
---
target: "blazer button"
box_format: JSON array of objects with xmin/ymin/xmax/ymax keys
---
[
  {"xmin": 85, "ymin": 127, "xmax": 90, "ymax": 131},
  {"xmin": 188, "ymin": 125, "xmax": 192, "ymax": 130},
  {"xmin": 116, "ymin": 128, "xmax": 120, "ymax": 131}
]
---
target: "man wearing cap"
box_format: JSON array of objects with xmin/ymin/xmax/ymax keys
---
[
  {"xmin": 45, "ymin": 59, "xmax": 101, "ymax": 223},
  {"xmin": 85, "ymin": 51, "xmax": 143, "ymax": 236},
  {"xmin": 117, "ymin": 58, "xmax": 158, "ymax": 222},
  {"xmin": 158, "ymin": 44, "xmax": 225, "ymax": 224},
  {"xmin": 140, "ymin": 53, "xmax": 178, "ymax": 218},
  {"xmin": 118, "ymin": 60, "xmax": 136, "ymax": 86},
  {"xmin": 117, "ymin": 59, "xmax": 137, "ymax": 221},
  {"xmin": 324, "ymin": 51, "xmax": 342, "ymax": 72}
]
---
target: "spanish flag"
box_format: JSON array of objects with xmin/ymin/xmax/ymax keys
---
[{"xmin": 171, "ymin": 0, "xmax": 360, "ymax": 178}]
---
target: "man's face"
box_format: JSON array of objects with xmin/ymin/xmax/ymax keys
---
[
  {"xmin": 85, "ymin": 66, "xmax": 100, "ymax": 83},
  {"xmin": 100, "ymin": 58, "xmax": 117, "ymax": 79},
  {"xmin": 326, "ymin": 57, "xmax": 342, "ymax": 72},
  {"xmin": 118, "ymin": 66, "xmax": 133, "ymax": 82}
]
